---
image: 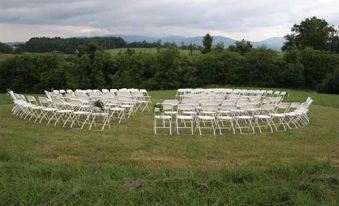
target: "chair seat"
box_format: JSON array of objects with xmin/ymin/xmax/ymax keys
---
[
  {"xmin": 164, "ymin": 111, "xmax": 177, "ymax": 115},
  {"xmin": 74, "ymin": 111, "xmax": 90, "ymax": 115},
  {"xmin": 198, "ymin": 115, "xmax": 215, "ymax": 120},
  {"xmin": 217, "ymin": 116, "xmax": 233, "ymax": 120},
  {"xmin": 269, "ymin": 113, "xmax": 285, "ymax": 117},
  {"xmin": 201, "ymin": 111, "xmax": 216, "ymax": 115},
  {"xmin": 231, "ymin": 109, "xmax": 245, "ymax": 113},
  {"xmin": 122, "ymin": 101, "xmax": 135, "ymax": 104},
  {"xmin": 177, "ymin": 115, "xmax": 194, "ymax": 120},
  {"xmin": 182, "ymin": 111, "xmax": 197, "ymax": 115},
  {"xmin": 121, "ymin": 105, "xmax": 133, "ymax": 108},
  {"xmin": 106, "ymin": 103, "xmax": 119, "ymax": 107},
  {"xmin": 237, "ymin": 116, "xmax": 253, "ymax": 120},
  {"xmin": 155, "ymin": 115, "xmax": 171, "ymax": 119},
  {"xmin": 254, "ymin": 115, "xmax": 271, "ymax": 119},
  {"xmin": 31, "ymin": 106, "xmax": 43, "ymax": 110},
  {"xmin": 110, "ymin": 107, "xmax": 125, "ymax": 111},
  {"xmin": 244, "ymin": 109, "xmax": 257, "ymax": 112},
  {"xmin": 56, "ymin": 109, "xmax": 73, "ymax": 113},
  {"xmin": 219, "ymin": 110, "xmax": 232, "ymax": 114},
  {"xmin": 285, "ymin": 112, "xmax": 297, "ymax": 116},
  {"xmin": 42, "ymin": 108, "xmax": 57, "ymax": 112},
  {"xmin": 92, "ymin": 113, "xmax": 109, "ymax": 116}
]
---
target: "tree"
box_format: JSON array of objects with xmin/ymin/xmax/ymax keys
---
[
  {"xmin": 214, "ymin": 42, "xmax": 225, "ymax": 52},
  {"xmin": 228, "ymin": 39, "xmax": 253, "ymax": 55},
  {"xmin": 202, "ymin": 33, "xmax": 213, "ymax": 54},
  {"xmin": 0, "ymin": 42, "xmax": 13, "ymax": 53},
  {"xmin": 282, "ymin": 16, "xmax": 338, "ymax": 51}
]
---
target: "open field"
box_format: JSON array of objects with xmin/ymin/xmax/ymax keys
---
[
  {"xmin": 0, "ymin": 89, "xmax": 339, "ymax": 205},
  {"xmin": 0, "ymin": 53, "xmax": 14, "ymax": 62},
  {"xmin": 107, "ymin": 48, "xmax": 201, "ymax": 55}
]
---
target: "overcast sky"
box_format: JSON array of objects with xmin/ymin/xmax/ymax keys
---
[{"xmin": 0, "ymin": 0, "xmax": 339, "ymax": 42}]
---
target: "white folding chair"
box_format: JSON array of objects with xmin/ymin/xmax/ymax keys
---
[
  {"xmin": 154, "ymin": 113, "xmax": 172, "ymax": 135},
  {"xmin": 196, "ymin": 104, "xmax": 219, "ymax": 135},
  {"xmin": 176, "ymin": 104, "xmax": 195, "ymax": 135}
]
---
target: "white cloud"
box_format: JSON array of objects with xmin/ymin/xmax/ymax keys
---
[{"xmin": 0, "ymin": 0, "xmax": 338, "ymax": 42}]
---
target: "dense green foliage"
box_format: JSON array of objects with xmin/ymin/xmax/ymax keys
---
[
  {"xmin": 1, "ymin": 17, "xmax": 339, "ymax": 93},
  {"xmin": 16, "ymin": 36, "xmax": 128, "ymax": 53},
  {"xmin": 283, "ymin": 16, "xmax": 339, "ymax": 52},
  {"xmin": 202, "ymin": 33, "xmax": 213, "ymax": 54},
  {"xmin": 0, "ymin": 42, "xmax": 13, "ymax": 53},
  {"xmin": 1, "ymin": 45, "xmax": 339, "ymax": 93},
  {"xmin": 229, "ymin": 39, "xmax": 253, "ymax": 55}
]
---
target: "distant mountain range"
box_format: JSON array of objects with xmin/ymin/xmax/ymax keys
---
[
  {"xmin": 112, "ymin": 35, "xmax": 285, "ymax": 50},
  {"xmin": 4, "ymin": 35, "xmax": 285, "ymax": 50}
]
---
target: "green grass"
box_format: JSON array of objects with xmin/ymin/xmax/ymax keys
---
[
  {"xmin": 107, "ymin": 48, "xmax": 201, "ymax": 55},
  {"xmin": 0, "ymin": 53, "xmax": 14, "ymax": 61},
  {"xmin": 0, "ymin": 89, "xmax": 339, "ymax": 205}
]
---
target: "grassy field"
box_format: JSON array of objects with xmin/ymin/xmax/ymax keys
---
[
  {"xmin": 107, "ymin": 48, "xmax": 201, "ymax": 55},
  {"xmin": 0, "ymin": 53, "xmax": 14, "ymax": 61},
  {"xmin": 0, "ymin": 89, "xmax": 339, "ymax": 205}
]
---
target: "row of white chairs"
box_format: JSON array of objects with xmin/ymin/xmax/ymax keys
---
[
  {"xmin": 52, "ymin": 88, "xmax": 150, "ymax": 97},
  {"xmin": 46, "ymin": 89, "xmax": 152, "ymax": 113},
  {"xmin": 8, "ymin": 90, "xmax": 150, "ymax": 131},
  {"xmin": 176, "ymin": 88, "xmax": 287, "ymax": 99},
  {"xmin": 154, "ymin": 97, "xmax": 313, "ymax": 135},
  {"xmin": 51, "ymin": 88, "xmax": 151, "ymax": 100}
]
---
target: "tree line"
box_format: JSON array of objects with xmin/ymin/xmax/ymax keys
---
[
  {"xmin": 0, "ymin": 43, "xmax": 338, "ymax": 93},
  {"xmin": 0, "ymin": 16, "xmax": 338, "ymax": 94}
]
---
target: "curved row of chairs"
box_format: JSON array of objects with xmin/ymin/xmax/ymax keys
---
[
  {"xmin": 176, "ymin": 88, "xmax": 287, "ymax": 100},
  {"xmin": 154, "ymin": 96, "xmax": 313, "ymax": 135},
  {"xmin": 8, "ymin": 89, "xmax": 152, "ymax": 131}
]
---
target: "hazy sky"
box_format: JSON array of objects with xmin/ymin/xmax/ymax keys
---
[{"xmin": 0, "ymin": 0, "xmax": 339, "ymax": 42}]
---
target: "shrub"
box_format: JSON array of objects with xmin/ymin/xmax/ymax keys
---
[{"xmin": 318, "ymin": 69, "xmax": 339, "ymax": 94}]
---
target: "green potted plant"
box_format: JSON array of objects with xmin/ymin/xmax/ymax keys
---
[
  {"xmin": 153, "ymin": 103, "xmax": 164, "ymax": 116},
  {"xmin": 93, "ymin": 100, "xmax": 105, "ymax": 112}
]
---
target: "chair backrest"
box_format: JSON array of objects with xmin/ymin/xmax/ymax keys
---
[
  {"xmin": 241, "ymin": 104, "xmax": 257, "ymax": 110},
  {"xmin": 38, "ymin": 97, "xmax": 51, "ymax": 107},
  {"xmin": 277, "ymin": 102, "xmax": 290, "ymax": 110},
  {"xmin": 7, "ymin": 90, "xmax": 16, "ymax": 100},
  {"xmin": 163, "ymin": 99, "xmax": 179, "ymax": 106},
  {"xmin": 162, "ymin": 103, "xmax": 174, "ymax": 111},
  {"xmin": 65, "ymin": 93, "xmax": 75, "ymax": 98},
  {"xmin": 26, "ymin": 95, "xmax": 38, "ymax": 105},
  {"xmin": 52, "ymin": 99, "xmax": 65, "ymax": 109},
  {"xmin": 110, "ymin": 89, "xmax": 118, "ymax": 94},
  {"xmin": 102, "ymin": 89, "xmax": 109, "ymax": 94},
  {"xmin": 266, "ymin": 90, "xmax": 273, "ymax": 96},
  {"xmin": 181, "ymin": 99, "xmax": 199, "ymax": 106},
  {"xmin": 177, "ymin": 104, "xmax": 196, "ymax": 113},
  {"xmin": 289, "ymin": 102, "xmax": 301, "ymax": 110},
  {"xmin": 201, "ymin": 104, "xmax": 218, "ymax": 112},
  {"xmin": 237, "ymin": 99, "xmax": 249, "ymax": 106},
  {"xmin": 272, "ymin": 91, "xmax": 280, "ymax": 97},
  {"xmin": 261, "ymin": 104, "xmax": 276, "ymax": 112},
  {"xmin": 68, "ymin": 99, "xmax": 85, "ymax": 108}
]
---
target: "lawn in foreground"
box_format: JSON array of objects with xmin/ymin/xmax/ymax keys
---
[{"xmin": 0, "ymin": 89, "xmax": 338, "ymax": 205}]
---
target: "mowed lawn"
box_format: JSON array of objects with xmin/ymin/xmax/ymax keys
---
[{"xmin": 0, "ymin": 89, "xmax": 339, "ymax": 205}]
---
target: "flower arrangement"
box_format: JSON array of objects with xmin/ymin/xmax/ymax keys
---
[
  {"xmin": 93, "ymin": 100, "xmax": 105, "ymax": 111},
  {"xmin": 153, "ymin": 103, "xmax": 164, "ymax": 115}
]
